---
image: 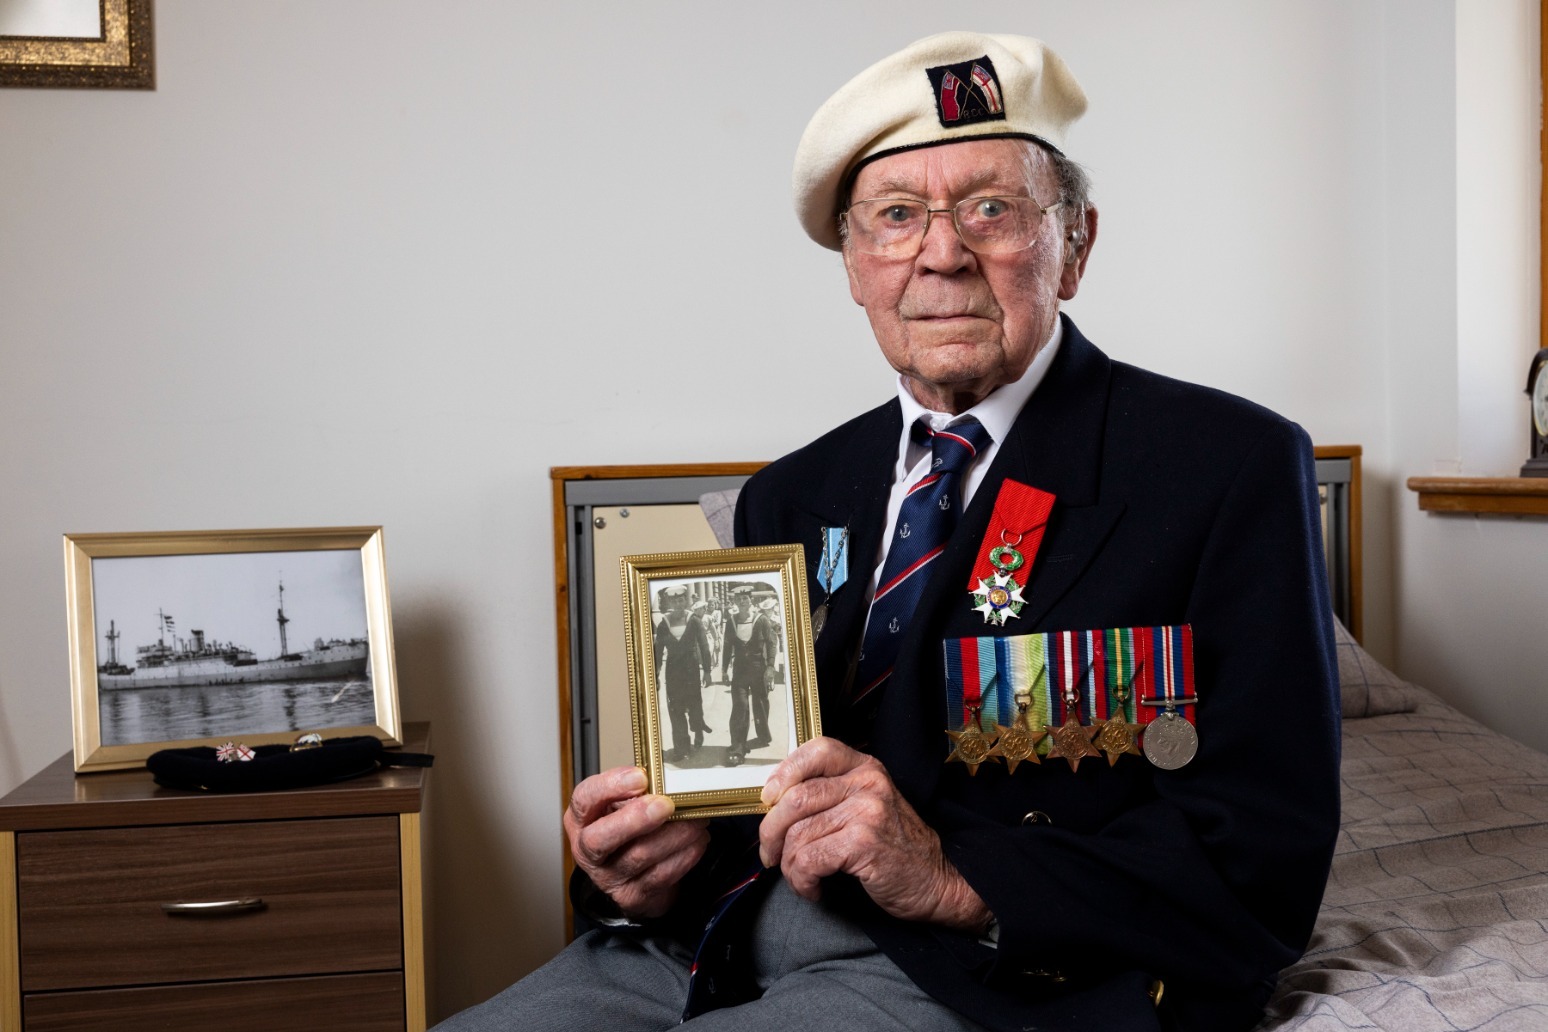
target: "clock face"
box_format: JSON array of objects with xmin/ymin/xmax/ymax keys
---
[{"xmin": 1535, "ymin": 362, "xmax": 1548, "ymax": 440}]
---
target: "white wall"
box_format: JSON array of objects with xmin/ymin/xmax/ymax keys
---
[
  {"xmin": 0, "ymin": 0, "xmax": 1539, "ymax": 1020},
  {"xmin": 1386, "ymin": 0, "xmax": 1547, "ymax": 749}
]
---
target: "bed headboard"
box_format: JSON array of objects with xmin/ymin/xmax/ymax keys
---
[
  {"xmin": 551, "ymin": 445, "xmax": 1362, "ymax": 789},
  {"xmin": 1312, "ymin": 445, "xmax": 1362, "ymax": 642}
]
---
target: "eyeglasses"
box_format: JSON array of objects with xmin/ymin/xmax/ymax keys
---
[{"xmin": 841, "ymin": 195, "xmax": 1063, "ymax": 258}]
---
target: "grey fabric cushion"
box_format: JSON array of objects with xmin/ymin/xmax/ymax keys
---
[{"xmin": 1333, "ymin": 618, "xmax": 1419, "ymax": 718}]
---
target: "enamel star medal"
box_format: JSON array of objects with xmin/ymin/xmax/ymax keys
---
[
  {"xmin": 971, "ymin": 534, "xmax": 1028, "ymax": 625},
  {"xmin": 990, "ymin": 682, "xmax": 1047, "ymax": 773},
  {"xmin": 945, "ymin": 704, "xmax": 998, "ymax": 776}
]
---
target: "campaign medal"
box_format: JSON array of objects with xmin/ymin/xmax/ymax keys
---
[
  {"xmin": 971, "ymin": 534, "xmax": 1027, "ymax": 625},
  {"xmin": 990, "ymin": 682, "xmax": 1046, "ymax": 774},
  {"xmin": 965, "ymin": 480, "xmax": 1055, "ymax": 624},
  {"xmin": 1142, "ymin": 709, "xmax": 1198, "ymax": 770},
  {"xmin": 1043, "ymin": 647, "xmax": 1099, "ymax": 772},
  {"xmin": 1135, "ymin": 625, "xmax": 1199, "ymax": 771},
  {"xmin": 945, "ymin": 704, "xmax": 998, "ymax": 776},
  {"xmin": 1094, "ymin": 664, "xmax": 1145, "ymax": 767},
  {"xmin": 812, "ymin": 526, "xmax": 849, "ymax": 641}
]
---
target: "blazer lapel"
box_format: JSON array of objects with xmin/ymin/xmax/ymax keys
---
[
  {"xmin": 793, "ymin": 402, "xmax": 900, "ymax": 712},
  {"xmin": 874, "ymin": 318, "xmax": 1126, "ymax": 800}
]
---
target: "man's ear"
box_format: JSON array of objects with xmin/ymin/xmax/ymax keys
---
[{"xmin": 1058, "ymin": 204, "xmax": 1098, "ymax": 301}]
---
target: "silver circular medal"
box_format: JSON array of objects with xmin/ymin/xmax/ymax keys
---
[{"xmin": 1142, "ymin": 711, "xmax": 1198, "ymax": 770}]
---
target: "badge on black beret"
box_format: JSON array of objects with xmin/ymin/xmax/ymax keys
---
[{"xmin": 926, "ymin": 56, "xmax": 1007, "ymax": 128}]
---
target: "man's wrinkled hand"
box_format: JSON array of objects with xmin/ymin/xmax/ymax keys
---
[
  {"xmin": 564, "ymin": 766, "xmax": 709, "ymax": 919},
  {"xmin": 758, "ymin": 737, "xmax": 991, "ymax": 933}
]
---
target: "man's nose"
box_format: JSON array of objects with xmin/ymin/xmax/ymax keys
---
[{"xmin": 918, "ymin": 209, "xmax": 976, "ymax": 272}]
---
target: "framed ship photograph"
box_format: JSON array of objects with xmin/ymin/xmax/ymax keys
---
[
  {"xmin": 620, "ymin": 544, "xmax": 821, "ymax": 819},
  {"xmin": 63, "ymin": 526, "xmax": 399, "ymax": 772}
]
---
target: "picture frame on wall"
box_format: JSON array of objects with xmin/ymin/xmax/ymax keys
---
[
  {"xmin": 63, "ymin": 526, "xmax": 399, "ymax": 773},
  {"xmin": 620, "ymin": 544, "xmax": 821, "ymax": 820},
  {"xmin": 0, "ymin": 0, "xmax": 154, "ymax": 89}
]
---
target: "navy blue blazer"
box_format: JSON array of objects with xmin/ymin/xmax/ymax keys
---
[{"xmin": 733, "ymin": 317, "xmax": 1341, "ymax": 1031}]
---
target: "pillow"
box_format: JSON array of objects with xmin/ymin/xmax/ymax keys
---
[{"xmin": 1333, "ymin": 617, "xmax": 1420, "ymax": 718}]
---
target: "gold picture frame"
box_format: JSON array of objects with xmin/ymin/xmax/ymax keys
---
[
  {"xmin": 63, "ymin": 526, "xmax": 399, "ymax": 773},
  {"xmin": 621, "ymin": 544, "xmax": 821, "ymax": 819},
  {"xmin": 0, "ymin": 0, "xmax": 154, "ymax": 89}
]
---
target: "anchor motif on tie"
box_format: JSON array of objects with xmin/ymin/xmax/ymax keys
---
[
  {"xmin": 938, "ymin": 496, "xmax": 951, "ymax": 511},
  {"xmin": 888, "ymin": 616, "xmax": 901, "ymax": 633},
  {"xmin": 899, "ymin": 522, "xmax": 911, "ymax": 539},
  {"xmin": 933, "ymin": 456, "xmax": 944, "ymax": 469}
]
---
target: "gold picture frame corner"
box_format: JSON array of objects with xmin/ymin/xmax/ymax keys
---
[{"xmin": 0, "ymin": 0, "xmax": 155, "ymax": 91}]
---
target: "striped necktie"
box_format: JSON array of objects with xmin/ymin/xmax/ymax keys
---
[{"xmin": 852, "ymin": 416, "xmax": 991, "ymax": 708}]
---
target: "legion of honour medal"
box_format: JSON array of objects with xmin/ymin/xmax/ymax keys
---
[
  {"xmin": 971, "ymin": 536, "xmax": 1028, "ymax": 625},
  {"xmin": 965, "ymin": 480, "xmax": 1055, "ymax": 625}
]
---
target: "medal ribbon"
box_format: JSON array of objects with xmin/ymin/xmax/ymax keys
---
[
  {"xmin": 944, "ymin": 625, "xmax": 1195, "ymax": 751},
  {"xmin": 943, "ymin": 638, "xmax": 988, "ymax": 728},
  {"xmin": 1047, "ymin": 629, "xmax": 1104, "ymax": 723},
  {"xmin": 965, "ymin": 479, "xmax": 1056, "ymax": 588},
  {"xmin": 1102, "ymin": 627, "xmax": 1138, "ymax": 722},
  {"xmin": 1134, "ymin": 625, "xmax": 1196, "ymax": 725},
  {"xmin": 817, "ymin": 526, "xmax": 849, "ymax": 593}
]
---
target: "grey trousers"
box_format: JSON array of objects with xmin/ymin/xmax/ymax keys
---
[{"xmin": 432, "ymin": 878, "xmax": 988, "ymax": 1032}]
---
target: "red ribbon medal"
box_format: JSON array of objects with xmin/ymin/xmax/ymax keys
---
[{"xmin": 967, "ymin": 480, "xmax": 1056, "ymax": 625}]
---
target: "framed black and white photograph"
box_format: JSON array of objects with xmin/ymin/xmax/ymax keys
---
[
  {"xmin": 63, "ymin": 526, "xmax": 399, "ymax": 772},
  {"xmin": 621, "ymin": 544, "xmax": 821, "ymax": 819}
]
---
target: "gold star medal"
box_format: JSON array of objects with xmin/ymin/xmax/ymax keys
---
[
  {"xmin": 1044, "ymin": 711, "xmax": 1100, "ymax": 772},
  {"xmin": 1094, "ymin": 665, "xmax": 1146, "ymax": 766},
  {"xmin": 990, "ymin": 687, "xmax": 1046, "ymax": 773},
  {"xmin": 945, "ymin": 705, "xmax": 998, "ymax": 776},
  {"xmin": 1045, "ymin": 653, "xmax": 1099, "ymax": 772}
]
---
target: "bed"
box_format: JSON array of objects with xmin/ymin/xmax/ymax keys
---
[
  {"xmin": 550, "ymin": 450, "xmax": 1548, "ymax": 1029},
  {"xmin": 1259, "ymin": 623, "xmax": 1548, "ymax": 1030}
]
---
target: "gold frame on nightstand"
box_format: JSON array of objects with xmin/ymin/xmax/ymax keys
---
[{"xmin": 63, "ymin": 526, "xmax": 401, "ymax": 773}]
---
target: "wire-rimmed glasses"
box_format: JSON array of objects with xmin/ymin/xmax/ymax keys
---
[{"xmin": 842, "ymin": 195, "xmax": 1063, "ymax": 258}]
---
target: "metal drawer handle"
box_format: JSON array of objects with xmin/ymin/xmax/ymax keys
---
[{"xmin": 160, "ymin": 898, "xmax": 265, "ymax": 915}]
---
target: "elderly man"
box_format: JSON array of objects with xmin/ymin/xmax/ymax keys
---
[{"xmin": 437, "ymin": 31, "xmax": 1339, "ymax": 1032}]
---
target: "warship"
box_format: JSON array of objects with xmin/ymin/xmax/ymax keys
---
[{"xmin": 98, "ymin": 582, "xmax": 368, "ymax": 689}]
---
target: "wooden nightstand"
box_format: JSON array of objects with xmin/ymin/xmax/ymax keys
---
[{"xmin": 0, "ymin": 723, "xmax": 429, "ymax": 1032}]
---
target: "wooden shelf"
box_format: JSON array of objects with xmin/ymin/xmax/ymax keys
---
[{"xmin": 1407, "ymin": 476, "xmax": 1548, "ymax": 515}]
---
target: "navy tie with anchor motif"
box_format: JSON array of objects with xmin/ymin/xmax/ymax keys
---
[{"xmin": 852, "ymin": 416, "xmax": 991, "ymax": 709}]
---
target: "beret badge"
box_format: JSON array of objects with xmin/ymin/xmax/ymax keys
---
[{"xmin": 926, "ymin": 56, "xmax": 1006, "ymax": 128}]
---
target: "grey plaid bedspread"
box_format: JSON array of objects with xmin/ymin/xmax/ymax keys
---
[{"xmin": 1259, "ymin": 684, "xmax": 1548, "ymax": 1030}]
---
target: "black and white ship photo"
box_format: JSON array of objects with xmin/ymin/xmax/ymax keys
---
[{"xmin": 90, "ymin": 548, "xmax": 374, "ymax": 747}]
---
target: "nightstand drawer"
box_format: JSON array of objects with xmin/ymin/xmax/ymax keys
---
[
  {"xmin": 17, "ymin": 815, "xmax": 403, "ymax": 992},
  {"xmin": 24, "ymin": 971, "xmax": 406, "ymax": 1032}
]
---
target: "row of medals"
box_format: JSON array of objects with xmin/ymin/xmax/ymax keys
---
[
  {"xmin": 951, "ymin": 541, "xmax": 1198, "ymax": 775},
  {"xmin": 945, "ymin": 692, "xmax": 1198, "ymax": 775}
]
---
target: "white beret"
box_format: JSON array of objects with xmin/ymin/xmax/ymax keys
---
[{"xmin": 793, "ymin": 31, "xmax": 1087, "ymax": 250}]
